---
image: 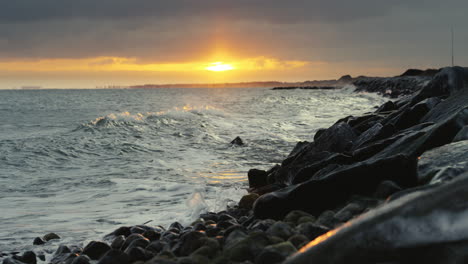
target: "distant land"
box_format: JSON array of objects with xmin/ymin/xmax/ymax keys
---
[{"xmin": 127, "ymin": 68, "xmax": 440, "ymax": 89}]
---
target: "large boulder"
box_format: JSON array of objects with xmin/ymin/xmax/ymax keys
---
[
  {"xmin": 417, "ymin": 141, "xmax": 468, "ymax": 184},
  {"xmin": 254, "ymin": 154, "xmax": 417, "ymax": 219},
  {"xmin": 285, "ymin": 172, "xmax": 468, "ymax": 264}
]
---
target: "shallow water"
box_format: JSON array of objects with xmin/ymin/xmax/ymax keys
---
[{"xmin": 0, "ymin": 87, "xmax": 386, "ymax": 254}]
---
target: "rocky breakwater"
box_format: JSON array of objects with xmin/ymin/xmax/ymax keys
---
[
  {"xmin": 4, "ymin": 67, "xmax": 468, "ymax": 264},
  {"xmin": 352, "ymin": 68, "xmax": 440, "ymax": 98},
  {"xmin": 251, "ymin": 66, "xmax": 468, "ymax": 263}
]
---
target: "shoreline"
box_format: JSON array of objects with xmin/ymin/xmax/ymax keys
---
[{"xmin": 4, "ymin": 67, "xmax": 468, "ymax": 264}]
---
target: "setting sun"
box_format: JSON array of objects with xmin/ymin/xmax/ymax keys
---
[{"xmin": 205, "ymin": 62, "xmax": 235, "ymax": 72}]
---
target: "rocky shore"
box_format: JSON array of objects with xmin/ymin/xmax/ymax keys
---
[{"xmin": 4, "ymin": 67, "xmax": 468, "ymax": 264}]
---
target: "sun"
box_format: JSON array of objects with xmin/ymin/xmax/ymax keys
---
[{"xmin": 205, "ymin": 62, "xmax": 235, "ymax": 72}]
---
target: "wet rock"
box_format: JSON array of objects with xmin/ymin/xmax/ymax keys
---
[
  {"xmin": 50, "ymin": 245, "xmax": 72, "ymax": 264},
  {"xmin": 32, "ymin": 237, "xmax": 45, "ymax": 245},
  {"xmin": 110, "ymin": 235, "xmax": 125, "ymax": 249},
  {"xmin": 230, "ymin": 136, "xmax": 244, "ymax": 146},
  {"xmin": 43, "ymin": 232, "xmax": 60, "ymax": 241},
  {"xmin": 296, "ymin": 222, "xmax": 330, "ymax": 241},
  {"xmin": 254, "ymin": 154, "xmax": 417, "ymax": 219},
  {"xmin": 417, "ymin": 141, "xmax": 468, "ymax": 184},
  {"xmin": 316, "ymin": 210, "xmax": 341, "ymax": 228},
  {"xmin": 70, "ymin": 255, "xmax": 91, "ymax": 264},
  {"xmin": 169, "ymin": 222, "xmax": 184, "ymax": 231},
  {"xmin": 106, "ymin": 226, "xmax": 131, "ymax": 238},
  {"xmin": 130, "ymin": 226, "xmax": 146, "ymax": 234},
  {"xmin": 125, "ymin": 246, "xmax": 147, "ymax": 262},
  {"xmin": 122, "ymin": 234, "xmax": 147, "ymax": 251},
  {"xmin": 285, "ymin": 172, "xmax": 468, "ymax": 264},
  {"xmin": 3, "ymin": 258, "xmax": 26, "ymax": 264},
  {"xmin": 373, "ymin": 180, "xmax": 402, "ymax": 199},
  {"xmin": 334, "ymin": 203, "xmax": 366, "ymax": 222},
  {"xmin": 314, "ymin": 122, "xmax": 358, "ymax": 153},
  {"xmin": 224, "ymin": 228, "xmax": 248, "ymax": 249},
  {"xmin": 266, "ymin": 221, "xmax": 294, "ymax": 240},
  {"xmin": 125, "ymin": 238, "xmax": 150, "ymax": 251},
  {"xmin": 255, "ymin": 242, "xmax": 297, "ymax": 264},
  {"xmin": 284, "ymin": 210, "xmax": 315, "ymax": 226},
  {"xmin": 238, "ymin": 193, "xmax": 260, "ymax": 210},
  {"xmin": 375, "ymin": 101, "xmax": 397, "ymax": 113},
  {"xmin": 248, "ymin": 219, "xmax": 276, "ymax": 232},
  {"xmin": 287, "ymin": 234, "xmax": 309, "ymax": 249},
  {"xmin": 146, "ymin": 241, "xmax": 168, "ymax": 254},
  {"xmin": 248, "ymin": 169, "xmax": 268, "ymax": 189},
  {"xmin": 97, "ymin": 249, "xmax": 131, "ymax": 264},
  {"xmin": 453, "ymin": 125, "xmax": 468, "ymax": 142},
  {"xmin": 144, "ymin": 256, "xmax": 177, "ymax": 264},
  {"xmin": 199, "ymin": 212, "xmax": 219, "ymax": 222},
  {"xmin": 173, "ymin": 231, "xmax": 207, "ymax": 256},
  {"xmin": 205, "ymin": 226, "xmax": 221, "ymax": 237},
  {"xmin": 11, "ymin": 251, "xmax": 36, "ymax": 264},
  {"xmin": 82, "ymin": 241, "xmax": 111, "ymax": 260},
  {"xmin": 223, "ymin": 231, "xmax": 273, "ymax": 262}
]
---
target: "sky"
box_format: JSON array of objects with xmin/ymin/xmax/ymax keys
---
[{"xmin": 0, "ymin": 0, "xmax": 467, "ymax": 88}]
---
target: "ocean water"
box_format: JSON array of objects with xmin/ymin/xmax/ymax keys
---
[{"xmin": 0, "ymin": 87, "xmax": 386, "ymax": 254}]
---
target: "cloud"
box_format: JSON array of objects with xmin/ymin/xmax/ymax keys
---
[{"xmin": 0, "ymin": 0, "xmax": 431, "ymax": 24}]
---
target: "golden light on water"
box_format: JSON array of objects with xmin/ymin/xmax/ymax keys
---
[{"xmin": 205, "ymin": 62, "xmax": 235, "ymax": 72}]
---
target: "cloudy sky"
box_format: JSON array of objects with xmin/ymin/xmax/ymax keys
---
[{"xmin": 1, "ymin": 0, "xmax": 467, "ymax": 88}]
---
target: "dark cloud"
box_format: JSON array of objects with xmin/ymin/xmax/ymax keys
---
[{"xmin": 0, "ymin": 0, "xmax": 427, "ymax": 24}]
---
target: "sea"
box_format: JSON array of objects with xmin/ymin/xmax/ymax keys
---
[{"xmin": 0, "ymin": 87, "xmax": 387, "ymax": 256}]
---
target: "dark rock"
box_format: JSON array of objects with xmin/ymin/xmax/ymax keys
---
[
  {"xmin": 121, "ymin": 234, "xmax": 147, "ymax": 251},
  {"xmin": 43, "ymin": 232, "xmax": 60, "ymax": 241},
  {"xmin": 173, "ymin": 231, "xmax": 207, "ymax": 256},
  {"xmin": 50, "ymin": 246, "xmax": 73, "ymax": 264},
  {"xmin": 417, "ymin": 141, "xmax": 468, "ymax": 184},
  {"xmin": 238, "ymin": 193, "xmax": 260, "ymax": 210},
  {"xmin": 313, "ymin": 129, "xmax": 326, "ymax": 141},
  {"xmin": 2, "ymin": 258, "xmax": 26, "ymax": 264},
  {"xmin": 144, "ymin": 256, "xmax": 177, "ymax": 264},
  {"xmin": 375, "ymin": 101, "xmax": 397, "ymax": 113},
  {"xmin": 106, "ymin": 226, "xmax": 131, "ymax": 238},
  {"xmin": 130, "ymin": 226, "xmax": 146, "ymax": 234},
  {"xmin": 199, "ymin": 212, "xmax": 219, "ymax": 222},
  {"xmin": 216, "ymin": 220, "xmax": 237, "ymax": 230},
  {"xmin": 284, "ymin": 210, "xmax": 315, "ymax": 226},
  {"xmin": 400, "ymin": 68, "xmax": 440, "ymax": 77},
  {"xmin": 333, "ymin": 203, "xmax": 366, "ymax": 223},
  {"xmin": 453, "ymin": 125, "xmax": 468, "ymax": 142},
  {"xmin": 11, "ymin": 251, "xmax": 36, "ymax": 264},
  {"xmin": 32, "ymin": 237, "xmax": 45, "ymax": 245},
  {"xmin": 254, "ymin": 154, "xmax": 417, "ymax": 219},
  {"xmin": 247, "ymin": 169, "xmax": 268, "ymax": 189},
  {"xmin": 373, "ymin": 180, "xmax": 402, "ymax": 199},
  {"xmin": 338, "ymin": 75, "xmax": 353, "ymax": 83},
  {"xmin": 255, "ymin": 242, "xmax": 297, "ymax": 264},
  {"xmin": 266, "ymin": 221, "xmax": 294, "ymax": 240},
  {"xmin": 146, "ymin": 241, "xmax": 168, "ymax": 254},
  {"xmin": 295, "ymin": 222, "xmax": 330, "ymax": 241},
  {"xmin": 125, "ymin": 246, "xmax": 147, "ymax": 262},
  {"xmin": 314, "ymin": 122, "xmax": 358, "ymax": 153},
  {"xmin": 110, "ymin": 235, "xmax": 125, "ymax": 249},
  {"xmin": 316, "ymin": 210, "xmax": 341, "ymax": 228},
  {"xmin": 125, "ymin": 238, "xmax": 150, "ymax": 251},
  {"xmin": 223, "ymin": 231, "xmax": 273, "ymax": 262},
  {"xmin": 248, "ymin": 219, "xmax": 276, "ymax": 232},
  {"xmin": 285, "ymin": 172, "xmax": 468, "ymax": 264},
  {"xmin": 97, "ymin": 249, "xmax": 131, "ymax": 264},
  {"xmin": 205, "ymin": 226, "xmax": 221, "ymax": 237},
  {"xmin": 288, "ymin": 234, "xmax": 310, "ymax": 249},
  {"xmin": 230, "ymin": 136, "xmax": 244, "ymax": 146},
  {"xmin": 82, "ymin": 241, "xmax": 111, "ymax": 260},
  {"xmin": 224, "ymin": 228, "xmax": 248, "ymax": 249},
  {"xmin": 169, "ymin": 222, "xmax": 184, "ymax": 231},
  {"xmin": 70, "ymin": 255, "xmax": 91, "ymax": 264}
]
